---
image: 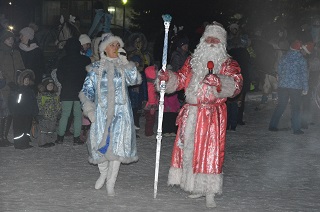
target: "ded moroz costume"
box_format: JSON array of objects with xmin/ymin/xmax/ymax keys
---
[{"xmin": 157, "ymin": 22, "xmax": 243, "ymax": 208}]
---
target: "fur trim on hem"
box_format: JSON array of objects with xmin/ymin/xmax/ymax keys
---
[
  {"xmin": 168, "ymin": 167, "xmax": 223, "ymax": 195},
  {"xmin": 155, "ymin": 70, "xmax": 178, "ymax": 94},
  {"xmin": 78, "ymin": 91, "xmax": 95, "ymax": 117},
  {"xmin": 215, "ymin": 75, "xmax": 236, "ymax": 98},
  {"xmin": 88, "ymin": 155, "xmax": 139, "ymax": 165}
]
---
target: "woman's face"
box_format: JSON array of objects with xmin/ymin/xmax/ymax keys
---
[
  {"xmin": 105, "ymin": 41, "xmax": 120, "ymax": 58},
  {"xmin": 20, "ymin": 34, "xmax": 29, "ymax": 45}
]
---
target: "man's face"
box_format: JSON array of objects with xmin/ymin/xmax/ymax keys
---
[
  {"xmin": 181, "ymin": 44, "xmax": 189, "ymax": 52},
  {"xmin": 4, "ymin": 37, "xmax": 14, "ymax": 47},
  {"xmin": 205, "ymin": 36, "xmax": 221, "ymax": 46}
]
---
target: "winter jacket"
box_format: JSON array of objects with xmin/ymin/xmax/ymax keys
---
[
  {"xmin": 9, "ymin": 69, "xmax": 38, "ymax": 116},
  {"xmin": 170, "ymin": 48, "xmax": 189, "ymax": 72},
  {"xmin": 19, "ymin": 43, "xmax": 45, "ymax": 87},
  {"xmin": 278, "ymin": 50, "xmax": 308, "ymax": 92},
  {"xmin": 0, "ymin": 42, "xmax": 25, "ymax": 99},
  {"xmin": 57, "ymin": 38, "xmax": 91, "ymax": 101}
]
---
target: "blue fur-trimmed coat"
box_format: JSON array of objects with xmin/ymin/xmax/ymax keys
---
[{"xmin": 79, "ymin": 58, "xmax": 141, "ymax": 164}]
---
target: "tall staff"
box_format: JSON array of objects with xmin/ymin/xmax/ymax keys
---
[{"xmin": 154, "ymin": 14, "xmax": 172, "ymax": 199}]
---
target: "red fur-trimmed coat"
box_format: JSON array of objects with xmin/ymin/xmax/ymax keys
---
[{"xmin": 165, "ymin": 57, "xmax": 242, "ymax": 174}]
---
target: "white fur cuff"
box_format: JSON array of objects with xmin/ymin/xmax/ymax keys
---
[
  {"xmin": 155, "ymin": 70, "xmax": 178, "ymax": 94},
  {"xmin": 214, "ymin": 75, "xmax": 236, "ymax": 98},
  {"xmin": 79, "ymin": 91, "xmax": 96, "ymax": 118}
]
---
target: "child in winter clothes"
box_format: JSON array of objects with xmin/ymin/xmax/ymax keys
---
[
  {"xmin": 144, "ymin": 65, "xmax": 158, "ymax": 136},
  {"xmin": 36, "ymin": 76, "xmax": 61, "ymax": 148},
  {"xmin": 9, "ymin": 69, "xmax": 38, "ymax": 149}
]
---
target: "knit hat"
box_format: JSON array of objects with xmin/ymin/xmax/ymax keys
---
[
  {"xmin": 0, "ymin": 30, "xmax": 14, "ymax": 42},
  {"xmin": 290, "ymin": 40, "xmax": 302, "ymax": 51},
  {"xmin": 20, "ymin": 27, "xmax": 35, "ymax": 41},
  {"xmin": 38, "ymin": 75, "xmax": 58, "ymax": 92},
  {"xmin": 79, "ymin": 34, "xmax": 91, "ymax": 45},
  {"xmin": 177, "ymin": 36, "xmax": 189, "ymax": 48},
  {"xmin": 302, "ymin": 42, "xmax": 314, "ymax": 54},
  {"xmin": 99, "ymin": 33, "xmax": 124, "ymax": 58},
  {"xmin": 202, "ymin": 21, "xmax": 227, "ymax": 45}
]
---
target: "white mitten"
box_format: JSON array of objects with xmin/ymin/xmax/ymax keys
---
[
  {"xmin": 118, "ymin": 48, "xmax": 129, "ymax": 65},
  {"xmin": 87, "ymin": 111, "xmax": 96, "ymax": 123}
]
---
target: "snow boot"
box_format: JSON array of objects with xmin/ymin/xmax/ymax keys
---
[
  {"xmin": 0, "ymin": 117, "xmax": 8, "ymax": 147},
  {"xmin": 55, "ymin": 135, "xmax": 64, "ymax": 144},
  {"xmin": 95, "ymin": 161, "xmax": 109, "ymax": 189},
  {"xmin": 206, "ymin": 193, "xmax": 216, "ymax": 208},
  {"xmin": 0, "ymin": 116, "xmax": 13, "ymax": 147},
  {"xmin": 106, "ymin": 161, "xmax": 120, "ymax": 196},
  {"xmin": 73, "ymin": 136, "xmax": 84, "ymax": 145}
]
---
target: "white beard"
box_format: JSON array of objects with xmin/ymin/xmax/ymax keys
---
[{"xmin": 185, "ymin": 42, "xmax": 229, "ymax": 103}]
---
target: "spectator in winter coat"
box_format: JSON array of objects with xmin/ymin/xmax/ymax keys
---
[
  {"xmin": 19, "ymin": 27, "xmax": 45, "ymax": 89},
  {"xmin": 125, "ymin": 33, "xmax": 152, "ymax": 131},
  {"xmin": 36, "ymin": 76, "xmax": 61, "ymax": 148},
  {"xmin": 9, "ymin": 69, "xmax": 38, "ymax": 149},
  {"xmin": 0, "ymin": 30, "xmax": 25, "ymax": 147},
  {"xmin": 55, "ymin": 37, "xmax": 91, "ymax": 145},
  {"xmin": 269, "ymin": 40, "xmax": 310, "ymax": 135},
  {"xmin": 79, "ymin": 34, "xmax": 93, "ymax": 61},
  {"xmin": 144, "ymin": 65, "xmax": 158, "ymax": 137}
]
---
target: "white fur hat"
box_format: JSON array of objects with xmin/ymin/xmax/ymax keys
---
[
  {"xmin": 20, "ymin": 27, "xmax": 34, "ymax": 41},
  {"xmin": 99, "ymin": 33, "xmax": 124, "ymax": 55},
  {"xmin": 202, "ymin": 22, "xmax": 227, "ymax": 45},
  {"xmin": 79, "ymin": 34, "xmax": 91, "ymax": 45}
]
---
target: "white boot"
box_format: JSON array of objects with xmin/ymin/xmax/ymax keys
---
[
  {"xmin": 206, "ymin": 194, "xmax": 216, "ymax": 208},
  {"xmin": 95, "ymin": 161, "xmax": 109, "ymax": 190},
  {"xmin": 106, "ymin": 161, "xmax": 121, "ymax": 196}
]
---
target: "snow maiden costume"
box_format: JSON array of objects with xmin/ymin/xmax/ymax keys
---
[
  {"xmin": 79, "ymin": 33, "xmax": 141, "ymax": 195},
  {"xmin": 158, "ymin": 22, "xmax": 243, "ymax": 207}
]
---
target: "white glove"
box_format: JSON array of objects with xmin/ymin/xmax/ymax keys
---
[
  {"xmin": 118, "ymin": 48, "xmax": 129, "ymax": 65},
  {"xmin": 302, "ymin": 90, "xmax": 308, "ymax": 95},
  {"xmin": 87, "ymin": 111, "xmax": 96, "ymax": 123}
]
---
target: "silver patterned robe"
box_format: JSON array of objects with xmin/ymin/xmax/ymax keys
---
[{"xmin": 79, "ymin": 58, "xmax": 141, "ymax": 164}]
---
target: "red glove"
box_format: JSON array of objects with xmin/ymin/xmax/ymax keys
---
[
  {"xmin": 203, "ymin": 74, "xmax": 221, "ymax": 93},
  {"xmin": 158, "ymin": 70, "xmax": 169, "ymax": 82}
]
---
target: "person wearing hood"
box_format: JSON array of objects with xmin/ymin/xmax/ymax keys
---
[
  {"xmin": 79, "ymin": 33, "xmax": 141, "ymax": 196},
  {"xmin": 55, "ymin": 37, "xmax": 91, "ymax": 145},
  {"xmin": 19, "ymin": 27, "xmax": 45, "ymax": 89},
  {"xmin": 9, "ymin": 69, "xmax": 38, "ymax": 149},
  {"xmin": 0, "ymin": 30, "xmax": 25, "ymax": 147}
]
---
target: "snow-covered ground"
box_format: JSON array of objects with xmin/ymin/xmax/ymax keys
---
[{"xmin": 1, "ymin": 92, "xmax": 320, "ymax": 212}]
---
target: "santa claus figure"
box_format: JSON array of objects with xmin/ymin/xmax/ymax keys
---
[{"xmin": 157, "ymin": 22, "xmax": 243, "ymax": 208}]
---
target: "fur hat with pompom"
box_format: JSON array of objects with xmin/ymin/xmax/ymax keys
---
[{"xmin": 202, "ymin": 21, "xmax": 227, "ymax": 45}]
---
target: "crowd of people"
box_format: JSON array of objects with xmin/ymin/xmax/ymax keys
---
[{"xmin": 0, "ymin": 6, "xmax": 320, "ymax": 208}]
